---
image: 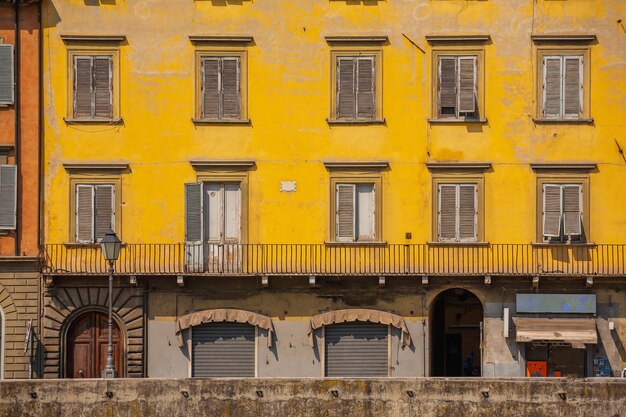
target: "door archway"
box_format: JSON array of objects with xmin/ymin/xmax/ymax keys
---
[
  {"xmin": 66, "ymin": 310, "xmax": 123, "ymax": 378},
  {"xmin": 430, "ymin": 288, "xmax": 483, "ymax": 377}
]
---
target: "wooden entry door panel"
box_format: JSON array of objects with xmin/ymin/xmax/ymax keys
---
[{"xmin": 67, "ymin": 311, "xmax": 122, "ymax": 378}]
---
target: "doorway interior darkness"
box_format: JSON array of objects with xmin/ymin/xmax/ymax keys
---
[
  {"xmin": 66, "ymin": 311, "xmax": 122, "ymax": 378},
  {"xmin": 431, "ymin": 288, "xmax": 483, "ymax": 377}
]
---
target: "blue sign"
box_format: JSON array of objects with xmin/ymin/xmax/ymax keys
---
[{"xmin": 516, "ymin": 294, "xmax": 596, "ymax": 314}]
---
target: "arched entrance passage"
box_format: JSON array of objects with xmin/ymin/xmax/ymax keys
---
[
  {"xmin": 431, "ymin": 288, "xmax": 483, "ymax": 377},
  {"xmin": 66, "ymin": 311, "xmax": 123, "ymax": 378}
]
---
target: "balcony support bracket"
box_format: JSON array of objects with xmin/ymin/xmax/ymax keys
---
[
  {"xmin": 532, "ymin": 275, "xmax": 540, "ymax": 289},
  {"xmin": 586, "ymin": 276, "xmax": 593, "ymax": 288},
  {"xmin": 129, "ymin": 275, "xmax": 137, "ymax": 286},
  {"xmin": 379, "ymin": 275, "xmax": 386, "ymax": 287},
  {"xmin": 177, "ymin": 275, "xmax": 185, "ymax": 287},
  {"xmin": 484, "ymin": 275, "xmax": 492, "ymax": 286},
  {"xmin": 261, "ymin": 275, "xmax": 270, "ymax": 288},
  {"xmin": 309, "ymin": 275, "xmax": 317, "ymax": 288},
  {"xmin": 421, "ymin": 275, "xmax": 429, "ymax": 285}
]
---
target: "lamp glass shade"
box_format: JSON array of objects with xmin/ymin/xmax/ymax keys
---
[{"xmin": 100, "ymin": 229, "xmax": 122, "ymax": 261}]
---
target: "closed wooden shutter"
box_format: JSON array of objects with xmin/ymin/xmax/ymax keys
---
[
  {"xmin": 192, "ymin": 323, "xmax": 255, "ymax": 377},
  {"xmin": 76, "ymin": 185, "xmax": 94, "ymax": 243},
  {"xmin": 458, "ymin": 57, "xmax": 476, "ymax": 114},
  {"xmin": 458, "ymin": 184, "xmax": 477, "ymax": 242},
  {"xmin": 356, "ymin": 57, "xmax": 375, "ymax": 119},
  {"xmin": 74, "ymin": 56, "xmax": 94, "ymax": 118},
  {"xmin": 563, "ymin": 185, "xmax": 582, "ymax": 236},
  {"xmin": 0, "ymin": 44, "xmax": 14, "ymax": 105},
  {"xmin": 0, "ymin": 165, "xmax": 17, "ymax": 229},
  {"xmin": 93, "ymin": 57, "xmax": 113, "ymax": 118},
  {"xmin": 94, "ymin": 185, "xmax": 114, "ymax": 241},
  {"xmin": 543, "ymin": 57, "xmax": 562, "ymax": 118},
  {"xmin": 563, "ymin": 56, "xmax": 582, "ymax": 118},
  {"xmin": 325, "ymin": 322, "xmax": 388, "ymax": 377},
  {"xmin": 201, "ymin": 58, "xmax": 220, "ymax": 119},
  {"xmin": 543, "ymin": 184, "xmax": 562, "ymax": 238},
  {"xmin": 438, "ymin": 184, "xmax": 457, "ymax": 241},
  {"xmin": 439, "ymin": 57, "xmax": 457, "ymax": 117},
  {"xmin": 221, "ymin": 57, "xmax": 241, "ymax": 119},
  {"xmin": 336, "ymin": 57, "xmax": 356, "ymax": 119},
  {"xmin": 336, "ymin": 184, "xmax": 356, "ymax": 242},
  {"xmin": 184, "ymin": 183, "xmax": 203, "ymax": 243}
]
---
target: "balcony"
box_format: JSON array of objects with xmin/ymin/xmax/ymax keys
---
[{"xmin": 41, "ymin": 243, "xmax": 626, "ymax": 277}]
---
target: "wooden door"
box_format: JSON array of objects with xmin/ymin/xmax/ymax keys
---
[{"xmin": 67, "ymin": 311, "xmax": 122, "ymax": 378}]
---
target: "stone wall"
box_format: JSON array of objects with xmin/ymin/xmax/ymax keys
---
[{"xmin": 1, "ymin": 378, "xmax": 625, "ymax": 417}]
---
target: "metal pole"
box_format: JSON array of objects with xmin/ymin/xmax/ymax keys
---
[{"xmin": 101, "ymin": 260, "xmax": 117, "ymax": 378}]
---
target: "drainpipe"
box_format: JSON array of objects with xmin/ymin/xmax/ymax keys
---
[
  {"xmin": 13, "ymin": 0, "xmax": 20, "ymax": 257},
  {"xmin": 37, "ymin": 0, "xmax": 42, "ymax": 379}
]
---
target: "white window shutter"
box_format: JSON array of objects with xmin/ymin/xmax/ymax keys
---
[
  {"xmin": 74, "ymin": 56, "xmax": 94, "ymax": 118},
  {"xmin": 221, "ymin": 57, "xmax": 241, "ymax": 119},
  {"xmin": 76, "ymin": 185, "xmax": 94, "ymax": 243},
  {"xmin": 543, "ymin": 56, "xmax": 563, "ymax": 118},
  {"xmin": 94, "ymin": 185, "xmax": 114, "ymax": 241},
  {"xmin": 438, "ymin": 184, "xmax": 457, "ymax": 242},
  {"xmin": 336, "ymin": 184, "xmax": 356, "ymax": 242},
  {"xmin": 458, "ymin": 184, "xmax": 477, "ymax": 242},
  {"xmin": 223, "ymin": 183, "xmax": 241, "ymax": 242},
  {"xmin": 356, "ymin": 57, "xmax": 375, "ymax": 119},
  {"xmin": 356, "ymin": 184, "xmax": 375, "ymax": 241},
  {"xmin": 563, "ymin": 185, "xmax": 582, "ymax": 236},
  {"xmin": 0, "ymin": 44, "xmax": 14, "ymax": 105},
  {"xmin": 439, "ymin": 57, "xmax": 457, "ymax": 117},
  {"xmin": 458, "ymin": 57, "xmax": 476, "ymax": 114},
  {"xmin": 563, "ymin": 56, "xmax": 582, "ymax": 118},
  {"xmin": 93, "ymin": 56, "xmax": 113, "ymax": 119},
  {"xmin": 0, "ymin": 165, "xmax": 17, "ymax": 230},
  {"xmin": 337, "ymin": 57, "xmax": 356, "ymax": 119},
  {"xmin": 205, "ymin": 183, "xmax": 222, "ymax": 242},
  {"xmin": 543, "ymin": 184, "xmax": 562, "ymax": 238},
  {"xmin": 202, "ymin": 58, "xmax": 220, "ymax": 119}
]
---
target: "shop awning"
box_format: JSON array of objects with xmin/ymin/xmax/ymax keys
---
[{"xmin": 513, "ymin": 317, "xmax": 597, "ymax": 349}]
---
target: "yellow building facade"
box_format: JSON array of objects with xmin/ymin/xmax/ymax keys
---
[{"xmin": 41, "ymin": 0, "xmax": 626, "ymax": 379}]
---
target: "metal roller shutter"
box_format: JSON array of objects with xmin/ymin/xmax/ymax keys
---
[
  {"xmin": 325, "ymin": 322, "xmax": 389, "ymax": 377},
  {"xmin": 192, "ymin": 322, "xmax": 255, "ymax": 377}
]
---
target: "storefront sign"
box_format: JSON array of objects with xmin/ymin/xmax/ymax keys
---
[{"xmin": 516, "ymin": 294, "xmax": 596, "ymax": 314}]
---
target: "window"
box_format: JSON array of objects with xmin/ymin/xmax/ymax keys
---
[
  {"xmin": 324, "ymin": 322, "xmax": 389, "ymax": 377},
  {"xmin": 191, "ymin": 323, "xmax": 256, "ymax": 377},
  {"xmin": 329, "ymin": 50, "xmax": 383, "ymax": 122},
  {"xmin": 542, "ymin": 184, "xmax": 583, "ymax": 242},
  {"xmin": 72, "ymin": 55, "xmax": 113, "ymax": 119},
  {"xmin": 74, "ymin": 184, "xmax": 115, "ymax": 243},
  {"xmin": 194, "ymin": 50, "xmax": 247, "ymax": 122},
  {"xmin": 0, "ymin": 44, "xmax": 14, "ymax": 105},
  {"xmin": 0, "ymin": 165, "xmax": 16, "ymax": 230},
  {"xmin": 542, "ymin": 55, "xmax": 583, "ymax": 119},
  {"xmin": 335, "ymin": 183, "xmax": 375, "ymax": 242},
  {"xmin": 437, "ymin": 183, "xmax": 478, "ymax": 243},
  {"xmin": 437, "ymin": 56, "xmax": 478, "ymax": 119}
]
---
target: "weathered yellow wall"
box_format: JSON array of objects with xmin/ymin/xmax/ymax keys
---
[{"xmin": 42, "ymin": 0, "xmax": 626, "ymax": 245}]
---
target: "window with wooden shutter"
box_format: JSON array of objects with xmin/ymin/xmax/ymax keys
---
[
  {"xmin": 75, "ymin": 184, "xmax": 115, "ymax": 243},
  {"xmin": 73, "ymin": 55, "xmax": 113, "ymax": 119},
  {"xmin": 542, "ymin": 183, "xmax": 583, "ymax": 242},
  {"xmin": 563, "ymin": 185, "xmax": 582, "ymax": 237},
  {"xmin": 0, "ymin": 44, "xmax": 14, "ymax": 105},
  {"xmin": 438, "ymin": 56, "xmax": 478, "ymax": 119},
  {"xmin": 200, "ymin": 56, "xmax": 241, "ymax": 120},
  {"xmin": 336, "ymin": 184, "xmax": 355, "ymax": 242},
  {"xmin": 0, "ymin": 165, "xmax": 17, "ymax": 230},
  {"xmin": 438, "ymin": 183, "xmax": 477, "ymax": 242},
  {"xmin": 542, "ymin": 55, "xmax": 583, "ymax": 119},
  {"xmin": 335, "ymin": 56, "xmax": 377, "ymax": 120},
  {"xmin": 335, "ymin": 183, "xmax": 376, "ymax": 242}
]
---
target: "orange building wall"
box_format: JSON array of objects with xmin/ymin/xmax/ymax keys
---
[{"xmin": 0, "ymin": 2, "xmax": 40, "ymax": 257}]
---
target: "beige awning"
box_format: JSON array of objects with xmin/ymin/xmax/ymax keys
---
[
  {"xmin": 513, "ymin": 317, "xmax": 597, "ymax": 349},
  {"xmin": 176, "ymin": 308, "xmax": 275, "ymax": 348},
  {"xmin": 308, "ymin": 309, "xmax": 411, "ymax": 347}
]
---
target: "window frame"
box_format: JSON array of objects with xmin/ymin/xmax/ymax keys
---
[
  {"xmin": 194, "ymin": 49, "xmax": 248, "ymax": 123},
  {"xmin": 536, "ymin": 174, "xmax": 589, "ymax": 243},
  {"xmin": 329, "ymin": 49, "xmax": 383, "ymax": 123},
  {"xmin": 432, "ymin": 173, "xmax": 485, "ymax": 243},
  {"xmin": 430, "ymin": 47, "xmax": 485, "ymax": 122},
  {"xmin": 66, "ymin": 47, "xmax": 120, "ymax": 122},
  {"xmin": 535, "ymin": 47, "xmax": 591, "ymax": 122},
  {"xmin": 329, "ymin": 173, "xmax": 382, "ymax": 243},
  {"xmin": 69, "ymin": 176, "xmax": 122, "ymax": 244}
]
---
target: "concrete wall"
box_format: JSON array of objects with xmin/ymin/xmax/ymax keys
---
[{"xmin": 1, "ymin": 378, "xmax": 626, "ymax": 417}]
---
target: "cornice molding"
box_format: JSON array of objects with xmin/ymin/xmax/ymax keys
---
[
  {"xmin": 324, "ymin": 35, "xmax": 388, "ymax": 44},
  {"xmin": 530, "ymin": 163, "xmax": 597, "ymax": 171},
  {"xmin": 531, "ymin": 34, "xmax": 596, "ymax": 43},
  {"xmin": 323, "ymin": 161, "xmax": 390, "ymax": 170},
  {"xmin": 188, "ymin": 35, "xmax": 254, "ymax": 44},
  {"xmin": 426, "ymin": 162, "xmax": 492, "ymax": 170},
  {"xmin": 189, "ymin": 160, "xmax": 256, "ymax": 169},
  {"xmin": 60, "ymin": 35, "xmax": 126, "ymax": 43},
  {"xmin": 63, "ymin": 162, "xmax": 130, "ymax": 172},
  {"xmin": 426, "ymin": 35, "xmax": 491, "ymax": 43}
]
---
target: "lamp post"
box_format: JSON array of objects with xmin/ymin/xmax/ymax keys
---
[{"xmin": 100, "ymin": 228, "xmax": 121, "ymax": 378}]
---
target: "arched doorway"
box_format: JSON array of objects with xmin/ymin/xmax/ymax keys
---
[
  {"xmin": 431, "ymin": 288, "xmax": 483, "ymax": 377},
  {"xmin": 66, "ymin": 311, "xmax": 123, "ymax": 378}
]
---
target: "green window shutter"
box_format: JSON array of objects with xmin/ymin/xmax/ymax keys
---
[
  {"xmin": 336, "ymin": 57, "xmax": 356, "ymax": 119},
  {"xmin": 438, "ymin": 184, "xmax": 457, "ymax": 241},
  {"xmin": 439, "ymin": 57, "xmax": 457, "ymax": 117},
  {"xmin": 76, "ymin": 184, "xmax": 94, "ymax": 243},
  {"xmin": 543, "ymin": 184, "xmax": 562, "ymax": 238},
  {"xmin": 458, "ymin": 57, "xmax": 476, "ymax": 114},
  {"xmin": 543, "ymin": 56, "xmax": 562, "ymax": 118},
  {"xmin": 221, "ymin": 57, "xmax": 241, "ymax": 119},
  {"xmin": 74, "ymin": 56, "xmax": 94, "ymax": 118},
  {"xmin": 458, "ymin": 184, "xmax": 477, "ymax": 242},
  {"xmin": 563, "ymin": 56, "xmax": 582, "ymax": 118},
  {"xmin": 93, "ymin": 56, "xmax": 113, "ymax": 119},
  {"xmin": 356, "ymin": 56, "xmax": 375, "ymax": 119},
  {"xmin": 0, "ymin": 165, "xmax": 17, "ymax": 230},
  {"xmin": 563, "ymin": 184, "xmax": 582, "ymax": 236},
  {"xmin": 336, "ymin": 184, "xmax": 356, "ymax": 242},
  {"xmin": 184, "ymin": 182, "xmax": 203, "ymax": 243},
  {"xmin": 94, "ymin": 185, "xmax": 114, "ymax": 241},
  {"xmin": 202, "ymin": 58, "xmax": 220, "ymax": 119},
  {"xmin": 0, "ymin": 44, "xmax": 14, "ymax": 105}
]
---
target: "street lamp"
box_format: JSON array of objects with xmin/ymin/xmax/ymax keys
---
[{"xmin": 100, "ymin": 228, "xmax": 121, "ymax": 378}]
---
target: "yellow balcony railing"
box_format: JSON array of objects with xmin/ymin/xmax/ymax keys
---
[{"xmin": 41, "ymin": 243, "xmax": 626, "ymax": 277}]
